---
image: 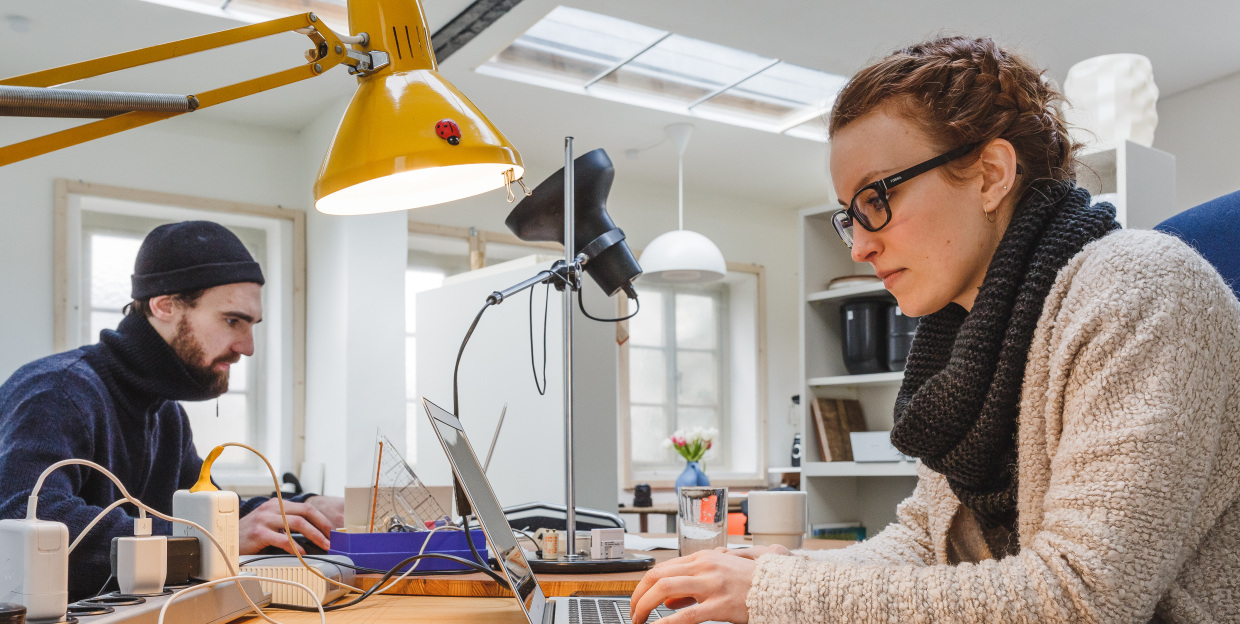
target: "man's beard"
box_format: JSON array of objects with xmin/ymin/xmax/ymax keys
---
[{"xmin": 169, "ymin": 316, "xmax": 237, "ymax": 398}]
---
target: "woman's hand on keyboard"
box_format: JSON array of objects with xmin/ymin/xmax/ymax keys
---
[{"xmin": 629, "ymin": 549, "xmax": 756, "ymax": 624}]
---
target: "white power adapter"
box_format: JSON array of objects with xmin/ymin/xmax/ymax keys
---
[
  {"xmin": 117, "ymin": 517, "xmax": 167, "ymax": 595},
  {"xmin": 0, "ymin": 518, "xmax": 69, "ymax": 620},
  {"xmin": 172, "ymin": 490, "xmax": 239, "ymax": 581}
]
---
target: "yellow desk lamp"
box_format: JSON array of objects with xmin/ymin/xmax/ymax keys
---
[{"xmin": 0, "ymin": 0, "xmax": 524, "ymax": 214}]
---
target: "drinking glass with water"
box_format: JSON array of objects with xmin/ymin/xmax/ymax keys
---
[{"xmin": 677, "ymin": 486, "xmax": 728, "ymax": 556}]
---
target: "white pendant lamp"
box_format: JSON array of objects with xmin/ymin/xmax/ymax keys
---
[{"xmin": 639, "ymin": 124, "xmax": 727, "ymax": 284}]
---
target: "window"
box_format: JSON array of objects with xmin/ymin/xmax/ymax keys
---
[
  {"xmin": 622, "ymin": 268, "xmax": 767, "ymax": 486},
  {"xmin": 476, "ymin": 6, "xmax": 847, "ymax": 141},
  {"xmin": 57, "ymin": 181, "xmax": 304, "ymax": 486},
  {"xmin": 628, "ymin": 284, "xmax": 730, "ymax": 471}
]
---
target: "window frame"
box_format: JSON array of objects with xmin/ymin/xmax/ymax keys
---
[
  {"xmin": 628, "ymin": 282, "xmax": 733, "ymax": 473},
  {"xmin": 619, "ymin": 263, "xmax": 769, "ymax": 490},
  {"xmin": 53, "ymin": 179, "xmax": 307, "ymax": 488}
]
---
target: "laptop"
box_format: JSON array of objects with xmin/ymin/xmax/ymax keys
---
[{"xmin": 423, "ymin": 398, "xmax": 685, "ymax": 624}]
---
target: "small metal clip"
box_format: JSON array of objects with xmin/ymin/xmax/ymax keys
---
[{"xmin": 503, "ymin": 168, "xmax": 532, "ymax": 203}]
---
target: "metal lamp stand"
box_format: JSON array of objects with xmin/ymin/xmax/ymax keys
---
[{"xmin": 483, "ymin": 138, "xmax": 652, "ymax": 573}]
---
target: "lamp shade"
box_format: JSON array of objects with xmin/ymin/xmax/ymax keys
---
[
  {"xmin": 506, "ymin": 148, "xmax": 642, "ymax": 298},
  {"xmin": 313, "ymin": 0, "xmax": 522, "ymax": 215},
  {"xmin": 639, "ymin": 229, "xmax": 726, "ymax": 284}
]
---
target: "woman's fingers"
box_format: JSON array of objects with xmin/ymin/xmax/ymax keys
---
[
  {"xmin": 631, "ymin": 574, "xmax": 711, "ymax": 624},
  {"xmin": 629, "ymin": 550, "xmax": 757, "ymax": 624}
]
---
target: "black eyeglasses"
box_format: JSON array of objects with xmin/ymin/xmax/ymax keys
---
[{"xmin": 831, "ymin": 142, "xmax": 980, "ymax": 248}]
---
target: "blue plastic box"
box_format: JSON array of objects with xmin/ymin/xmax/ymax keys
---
[{"xmin": 328, "ymin": 529, "xmax": 490, "ymax": 572}]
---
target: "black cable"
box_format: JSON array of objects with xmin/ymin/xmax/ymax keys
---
[
  {"xmin": 577, "ymin": 290, "xmax": 640, "ymax": 322},
  {"xmin": 264, "ymin": 552, "xmax": 506, "ymax": 613},
  {"xmin": 452, "ymin": 301, "xmax": 494, "ymax": 417},
  {"xmin": 461, "ymin": 514, "xmax": 489, "ymax": 574},
  {"xmin": 529, "ymin": 281, "xmax": 551, "ymax": 395}
]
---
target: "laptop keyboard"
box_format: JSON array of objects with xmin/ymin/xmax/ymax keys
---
[{"xmin": 567, "ymin": 597, "xmax": 675, "ymax": 624}]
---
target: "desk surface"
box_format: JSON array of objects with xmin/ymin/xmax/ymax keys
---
[
  {"xmin": 241, "ymin": 538, "xmax": 852, "ymax": 624},
  {"xmin": 238, "ymin": 595, "xmax": 528, "ymax": 624}
]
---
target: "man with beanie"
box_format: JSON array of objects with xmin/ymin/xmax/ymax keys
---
[{"xmin": 0, "ymin": 221, "xmax": 343, "ymax": 600}]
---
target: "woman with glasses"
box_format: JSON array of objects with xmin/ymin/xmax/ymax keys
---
[{"xmin": 631, "ymin": 36, "xmax": 1240, "ymax": 624}]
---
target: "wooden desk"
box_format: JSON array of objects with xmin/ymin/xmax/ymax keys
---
[
  {"xmin": 241, "ymin": 540, "xmax": 853, "ymax": 623},
  {"xmin": 354, "ymin": 536, "xmax": 850, "ymax": 598},
  {"xmin": 238, "ymin": 595, "xmax": 528, "ymax": 624}
]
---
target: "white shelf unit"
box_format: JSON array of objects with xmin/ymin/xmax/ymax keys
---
[
  {"xmin": 808, "ymin": 371, "xmax": 904, "ymax": 388},
  {"xmin": 801, "ymin": 461, "xmax": 918, "ymax": 477},
  {"xmin": 798, "ymin": 205, "xmax": 918, "ymax": 536}
]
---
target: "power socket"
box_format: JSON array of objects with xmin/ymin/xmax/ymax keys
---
[
  {"xmin": 172, "ymin": 490, "xmax": 239, "ymax": 581},
  {"xmin": 0, "ymin": 518, "xmax": 68, "ymax": 620}
]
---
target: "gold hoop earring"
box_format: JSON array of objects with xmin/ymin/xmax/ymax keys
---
[{"xmin": 986, "ymin": 211, "xmax": 997, "ymax": 224}]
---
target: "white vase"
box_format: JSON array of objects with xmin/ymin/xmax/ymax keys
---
[{"xmin": 1063, "ymin": 53, "xmax": 1159, "ymax": 153}]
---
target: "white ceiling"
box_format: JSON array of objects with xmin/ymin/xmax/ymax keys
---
[{"xmin": 4, "ymin": 0, "xmax": 1240, "ymax": 209}]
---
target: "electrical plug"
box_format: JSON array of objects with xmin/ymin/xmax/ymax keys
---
[
  {"xmin": 116, "ymin": 517, "xmax": 166, "ymax": 595},
  {"xmin": 172, "ymin": 490, "xmax": 238, "ymax": 581},
  {"xmin": 0, "ymin": 518, "xmax": 68, "ymax": 620}
]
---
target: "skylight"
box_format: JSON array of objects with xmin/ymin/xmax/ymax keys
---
[
  {"xmin": 136, "ymin": 0, "xmax": 349, "ymax": 33},
  {"xmin": 476, "ymin": 6, "xmax": 847, "ymax": 141}
]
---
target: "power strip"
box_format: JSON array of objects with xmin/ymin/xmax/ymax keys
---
[
  {"xmin": 69, "ymin": 577, "xmax": 270, "ymax": 624},
  {"xmin": 239, "ymin": 555, "xmax": 355, "ymax": 607}
]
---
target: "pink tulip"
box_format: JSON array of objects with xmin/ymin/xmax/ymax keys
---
[
  {"xmin": 706, "ymin": 440, "xmax": 712, "ymax": 450},
  {"xmin": 673, "ymin": 436, "xmax": 686, "ymax": 447}
]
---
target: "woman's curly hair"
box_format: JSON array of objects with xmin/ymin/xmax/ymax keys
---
[{"xmin": 829, "ymin": 36, "xmax": 1077, "ymax": 197}]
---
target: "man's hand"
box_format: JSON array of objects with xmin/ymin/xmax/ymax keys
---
[
  {"xmin": 630, "ymin": 548, "xmax": 758, "ymax": 624},
  {"xmin": 303, "ymin": 495, "xmax": 345, "ymax": 530},
  {"xmin": 238, "ymin": 498, "xmax": 334, "ymax": 555}
]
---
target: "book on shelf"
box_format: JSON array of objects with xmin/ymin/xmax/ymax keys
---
[
  {"xmin": 810, "ymin": 398, "xmax": 867, "ymax": 462},
  {"xmin": 811, "ymin": 522, "xmax": 866, "ymax": 541}
]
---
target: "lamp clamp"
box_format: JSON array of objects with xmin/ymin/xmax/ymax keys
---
[{"xmin": 346, "ymin": 49, "xmax": 390, "ymax": 76}]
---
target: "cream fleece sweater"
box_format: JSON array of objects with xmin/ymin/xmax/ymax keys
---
[{"xmin": 748, "ymin": 230, "xmax": 1240, "ymax": 623}]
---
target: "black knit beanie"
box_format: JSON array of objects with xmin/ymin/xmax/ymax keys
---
[{"xmin": 130, "ymin": 221, "xmax": 265, "ymax": 299}]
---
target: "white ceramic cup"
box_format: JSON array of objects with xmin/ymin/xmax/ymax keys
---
[{"xmin": 747, "ymin": 490, "xmax": 807, "ymax": 549}]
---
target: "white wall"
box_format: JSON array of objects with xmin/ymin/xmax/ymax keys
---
[
  {"xmin": 298, "ymin": 96, "xmax": 410, "ymax": 496},
  {"xmin": 1155, "ymin": 70, "xmax": 1240, "ymax": 212},
  {"xmin": 0, "ymin": 115, "xmax": 304, "ymax": 380}
]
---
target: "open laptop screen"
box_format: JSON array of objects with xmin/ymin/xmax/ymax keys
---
[{"xmin": 424, "ymin": 398, "xmax": 548, "ymax": 624}]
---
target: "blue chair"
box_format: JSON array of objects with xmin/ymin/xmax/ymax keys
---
[{"xmin": 1155, "ymin": 190, "xmax": 1240, "ymax": 300}]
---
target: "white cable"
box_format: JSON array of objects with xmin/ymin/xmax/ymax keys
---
[
  {"xmin": 372, "ymin": 524, "xmax": 462, "ymax": 595},
  {"xmin": 203, "ymin": 443, "xmax": 364, "ymax": 594},
  {"xmin": 157, "ymin": 575, "xmax": 324, "ymax": 624},
  {"xmin": 27, "ymin": 459, "xmax": 278, "ymax": 624},
  {"xmin": 67, "ymin": 498, "xmax": 126, "ymax": 554}
]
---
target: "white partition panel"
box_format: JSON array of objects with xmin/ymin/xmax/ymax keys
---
[{"xmin": 415, "ymin": 255, "xmax": 620, "ymax": 515}]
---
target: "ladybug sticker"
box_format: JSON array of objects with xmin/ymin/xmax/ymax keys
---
[{"xmin": 436, "ymin": 119, "xmax": 461, "ymax": 145}]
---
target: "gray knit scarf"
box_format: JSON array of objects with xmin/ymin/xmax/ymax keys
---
[{"xmin": 889, "ymin": 181, "xmax": 1120, "ymax": 545}]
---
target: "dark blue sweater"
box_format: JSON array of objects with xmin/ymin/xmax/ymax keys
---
[{"xmin": 0, "ymin": 312, "xmax": 307, "ymax": 599}]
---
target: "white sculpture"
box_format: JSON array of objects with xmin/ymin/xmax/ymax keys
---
[{"xmin": 1063, "ymin": 54, "xmax": 1159, "ymax": 153}]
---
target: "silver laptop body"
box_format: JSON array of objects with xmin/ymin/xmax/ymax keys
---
[{"xmin": 423, "ymin": 398, "xmax": 682, "ymax": 624}]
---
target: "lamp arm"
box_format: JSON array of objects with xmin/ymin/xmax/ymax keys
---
[{"xmin": 0, "ymin": 12, "xmax": 382, "ymax": 168}]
